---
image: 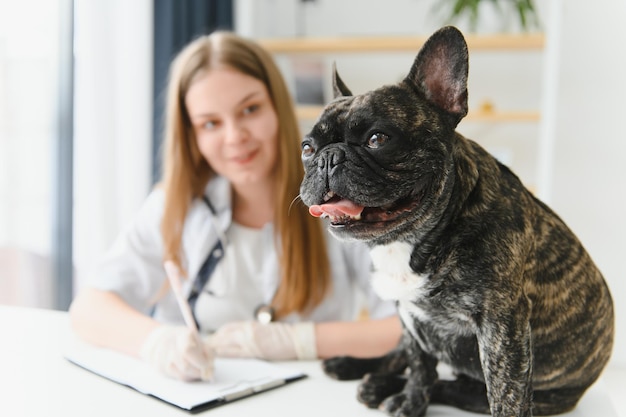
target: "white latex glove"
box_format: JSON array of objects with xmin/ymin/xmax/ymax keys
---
[
  {"xmin": 207, "ymin": 321, "xmax": 317, "ymax": 361},
  {"xmin": 139, "ymin": 325, "xmax": 215, "ymax": 381}
]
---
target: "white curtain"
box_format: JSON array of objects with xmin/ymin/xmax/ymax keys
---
[
  {"xmin": 73, "ymin": 0, "xmax": 153, "ymax": 291},
  {"xmin": 0, "ymin": 0, "xmax": 61, "ymax": 307}
]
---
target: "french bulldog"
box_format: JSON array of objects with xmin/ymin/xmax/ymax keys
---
[{"xmin": 299, "ymin": 26, "xmax": 614, "ymax": 417}]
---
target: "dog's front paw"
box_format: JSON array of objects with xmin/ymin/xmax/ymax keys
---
[
  {"xmin": 357, "ymin": 372, "xmax": 406, "ymax": 408},
  {"xmin": 379, "ymin": 389, "xmax": 428, "ymax": 417},
  {"xmin": 322, "ymin": 356, "xmax": 377, "ymax": 380}
]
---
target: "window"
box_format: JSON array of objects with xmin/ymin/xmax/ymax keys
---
[{"xmin": 0, "ymin": 0, "xmax": 72, "ymax": 308}]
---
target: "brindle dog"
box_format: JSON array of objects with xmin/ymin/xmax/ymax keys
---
[{"xmin": 299, "ymin": 26, "xmax": 614, "ymax": 417}]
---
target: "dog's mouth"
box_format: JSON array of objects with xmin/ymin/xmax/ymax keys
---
[{"xmin": 308, "ymin": 191, "xmax": 421, "ymax": 227}]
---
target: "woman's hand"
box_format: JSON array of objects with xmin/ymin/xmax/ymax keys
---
[
  {"xmin": 139, "ymin": 325, "xmax": 215, "ymax": 381},
  {"xmin": 207, "ymin": 321, "xmax": 317, "ymax": 360}
]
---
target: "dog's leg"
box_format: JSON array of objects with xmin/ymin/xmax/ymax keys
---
[
  {"xmin": 378, "ymin": 333, "xmax": 438, "ymax": 417},
  {"xmin": 429, "ymin": 374, "xmax": 490, "ymax": 414},
  {"xmin": 427, "ymin": 376, "xmax": 586, "ymax": 416},
  {"xmin": 531, "ymin": 386, "xmax": 587, "ymax": 416},
  {"xmin": 357, "ymin": 372, "xmax": 407, "ymax": 408},
  {"xmin": 478, "ymin": 295, "xmax": 533, "ymax": 417},
  {"xmin": 322, "ymin": 338, "xmax": 408, "ymax": 380}
]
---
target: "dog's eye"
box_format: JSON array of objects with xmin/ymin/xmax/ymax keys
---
[
  {"xmin": 301, "ymin": 142, "xmax": 315, "ymax": 159},
  {"xmin": 367, "ymin": 132, "xmax": 389, "ymax": 149}
]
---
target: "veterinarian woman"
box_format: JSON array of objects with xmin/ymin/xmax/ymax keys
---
[{"xmin": 69, "ymin": 31, "xmax": 401, "ymax": 381}]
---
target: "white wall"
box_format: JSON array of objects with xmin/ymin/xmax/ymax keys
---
[
  {"xmin": 0, "ymin": 0, "xmax": 59, "ymax": 256},
  {"xmin": 0, "ymin": 0, "xmax": 60, "ymax": 307},
  {"xmin": 236, "ymin": 0, "xmax": 626, "ymax": 366},
  {"xmin": 549, "ymin": 0, "xmax": 626, "ymax": 367}
]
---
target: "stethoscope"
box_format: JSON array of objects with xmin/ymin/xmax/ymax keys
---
[
  {"xmin": 253, "ymin": 304, "xmax": 275, "ymax": 324},
  {"xmin": 193, "ymin": 196, "xmax": 276, "ymax": 324}
]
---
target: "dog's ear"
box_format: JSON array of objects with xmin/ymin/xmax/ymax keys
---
[
  {"xmin": 332, "ymin": 62, "xmax": 353, "ymax": 98},
  {"xmin": 406, "ymin": 26, "xmax": 469, "ymax": 124}
]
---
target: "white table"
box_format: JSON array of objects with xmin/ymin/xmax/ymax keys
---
[{"xmin": 1, "ymin": 305, "xmax": 623, "ymax": 417}]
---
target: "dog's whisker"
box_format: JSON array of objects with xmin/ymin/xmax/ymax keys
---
[{"xmin": 288, "ymin": 194, "xmax": 303, "ymax": 216}]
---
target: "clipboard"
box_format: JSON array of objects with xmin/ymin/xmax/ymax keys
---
[{"xmin": 65, "ymin": 339, "xmax": 307, "ymax": 413}]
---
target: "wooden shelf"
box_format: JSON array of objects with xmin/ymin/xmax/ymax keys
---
[
  {"xmin": 296, "ymin": 105, "xmax": 540, "ymax": 123},
  {"xmin": 267, "ymin": 34, "xmax": 545, "ymax": 124},
  {"xmin": 259, "ymin": 33, "xmax": 544, "ymax": 54}
]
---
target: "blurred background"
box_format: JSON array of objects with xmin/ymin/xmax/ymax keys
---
[{"xmin": 0, "ymin": 0, "xmax": 624, "ymax": 369}]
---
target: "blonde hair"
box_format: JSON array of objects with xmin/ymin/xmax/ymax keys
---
[{"xmin": 159, "ymin": 32, "xmax": 330, "ymax": 318}]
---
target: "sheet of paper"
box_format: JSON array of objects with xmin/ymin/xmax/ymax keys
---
[{"xmin": 65, "ymin": 338, "xmax": 305, "ymax": 411}]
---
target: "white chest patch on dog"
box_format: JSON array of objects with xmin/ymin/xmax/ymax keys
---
[{"xmin": 370, "ymin": 242, "xmax": 430, "ymax": 309}]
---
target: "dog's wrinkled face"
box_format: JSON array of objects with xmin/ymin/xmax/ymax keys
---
[
  {"xmin": 300, "ymin": 88, "xmax": 443, "ymax": 242},
  {"xmin": 299, "ymin": 27, "xmax": 469, "ymax": 244}
]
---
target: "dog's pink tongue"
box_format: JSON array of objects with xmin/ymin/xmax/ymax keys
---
[{"xmin": 309, "ymin": 199, "xmax": 364, "ymax": 218}]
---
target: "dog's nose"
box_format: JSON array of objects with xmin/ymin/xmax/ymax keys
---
[{"xmin": 317, "ymin": 147, "xmax": 346, "ymax": 172}]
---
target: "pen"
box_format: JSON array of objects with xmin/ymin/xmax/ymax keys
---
[
  {"xmin": 163, "ymin": 260, "xmax": 204, "ymax": 349},
  {"xmin": 164, "ymin": 260, "xmax": 215, "ymax": 381}
]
